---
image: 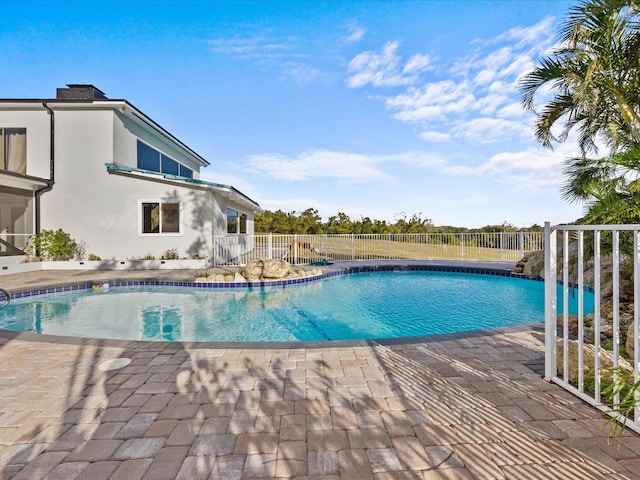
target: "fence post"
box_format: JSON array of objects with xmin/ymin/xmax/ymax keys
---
[
  {"xmin": 294, "ymin": 234, "xmax": 298, "ymax": 265},
  {"xmin": 425, "ymin": 234, "xmax": 429, "ymax": 259},
  {"xmin": 460, "ymin": 233, "xmax": 464, "ymax": 260},
  {"xmin": 267, "ymin": 233, "xmax": 273, "ymax": 260},
  {"xmin": 388, "ymin": 233, "xmax": 392, "ymax": 260},
  {"xmin": 634, "ymin": 229, "xmax": 640, "ymax": 423},
  {"xmin": 499, "ymin": 232, "xmax": 504, "ymax": 262},
  {"xmin": 324, "ymin": 234, "xmax": 328, "ymax": 261},
  {"xmin": 544, "ymin": 222, "xmax": 557, "ymax": 381},
  {"xmin": 519, "ymin": 232, "xmax": 524, "ymax": 259},
  {"xmin": 351, "ymin": 234, "xmax": 355, "ymax": 261}
]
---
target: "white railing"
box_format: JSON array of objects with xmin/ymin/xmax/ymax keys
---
[
  {"xmin": 212, "ymin": 232, "xmax": 544, "ymax": 266},
  {"xmin": 0, "ymin": 233, "xmax": 31, "ymax": 256},
  {"xmin": 544, "ymin": 222, "xmax": 640, "ymax": 434}
]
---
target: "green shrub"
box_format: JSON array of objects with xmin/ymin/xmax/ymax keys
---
[
  {"xmin": 29, "ymin": 229, "xmax": 81, "ymax": 261},
  {"xmin": 88, "ymin": 253, "xmax": 101, "ymax": 261},
  {"xmin": 161, "ymin": 248, "xmax": 180, "ymax": 260},
  {"xmin": 601, "ymin": 367, "xmax": 640, "ymax": 441}
]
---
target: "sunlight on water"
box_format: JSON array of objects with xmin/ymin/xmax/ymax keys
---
[{"xmin": 0, "ymin": 271, "xmax": 593, "ymax": 342}]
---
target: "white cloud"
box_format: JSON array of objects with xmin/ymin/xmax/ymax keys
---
[
  {"xmin": 495, "ymin": 15, "xmax": 556, "ymax": 51},
  {"xmin": 403, "ymin": 54, "xmax": 432, "ymax": 74},
  {"xmin": 210, "ymin": 34, "xmax": 317, "ymax": 84},
  {"xmin": 346, "ymin": 41, "xmax": 427, "ymax": 88},
  {"xmin": 385, "ymin": 81, "xmax": 476, "ymax": 120},
  {"xmin": 419, "ymin": 130, "xmax": 451, "ymax": 142},
  {"xmin": 440, "ymin": 142, "xmax": 578, "ymax": 189},
  {"xmin": 496, "ymin": 101, "xmax": 526, "ymax": 119},
  {"xmin": 451, "ymin": 117, "xmax": 530, "ymax": 143},
  {"xmin": 349, "ymin": 16, "xmax": 563, "ymax": 146},
  {"xmin": 343, "ymin": 22, "xmax": 366, "ymax": 44},
  {"xmin": 384, "ymin": 151, "xmax": 448, "ymax": 169},
  {"xmin": 209, "ymin": 36, "xmax": 293, "ymax": 60},
  {"xmin": 247, "ymin": 149, "xmax": 390, "ymax": 182},
  {"xmin": 283, "ymin": 63, "xmax": 320, "ymax": 85}
]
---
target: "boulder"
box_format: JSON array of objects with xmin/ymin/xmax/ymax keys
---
[
  {"xmin": 243, "ymin": 258, "xmax": 292, "ymax": 281},
  {"xmin": 557, "ymin": 339, "xmax": 633, "ymax": 380},
  {"xmin": 244, "ymin": 259, "xmax": 265, "ymax": 281},
  {"xmin": 261, "ymin": 259, "xmax": 291, "ymax": 279},
  {"xmin": 626, "ymin": 324, "xmax": 636, "ymax": 359},
  {"xmin": 522, "ymin": 251, "xmax": 545, "ymax": 279}
]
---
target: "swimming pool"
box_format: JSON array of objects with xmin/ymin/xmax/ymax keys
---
[{"xmin": 0, "ymin": 270, "xmax": 593, "ymax": 343}]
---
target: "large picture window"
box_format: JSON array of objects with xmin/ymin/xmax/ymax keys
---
[
  {"xmin": 1, "ymin": 128, "xmax": 27, "ymax": 175},
  {"xmin": 141, "ymin": 201, "xmax": 180, "ymax": 234},
  {"xmin": 136, "ymin": 140, "xmax": 193, "ymax": 179},
  {"xmin": 227, "ymin": 208, "xmax": 247, "ymax": 234}
]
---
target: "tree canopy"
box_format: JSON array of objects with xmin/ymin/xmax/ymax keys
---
[
  {"xmin": 520, "ymin": 0, "xmax": 640, "ymax": 224},
  {"xmin": 254, "ymin": 209, "xmax": 541, "ymax": 234}
]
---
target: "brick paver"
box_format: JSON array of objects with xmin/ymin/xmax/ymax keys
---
[{"xmin": 0, "ymin": 269, "xmax": 639, "ymax": 479}]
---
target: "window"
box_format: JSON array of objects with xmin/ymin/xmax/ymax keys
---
[
  {"xmin": 137, "ymin": 141, "xmax": 160, "ymax": 172},
  {"xmin": 179, "ymin": 165, "xmax": 193, "ymax": 179},
  {"xmin": 141, "ymin": 201, "xmax": 180, "ymax": 234},
  {"xmin": 136, "ymin": 140, "xmax": 192, "ymax": 179},
  {"xmin": 1, "ymin": 128, "xmax": 27, "ymax": 175},
  {"xmin": 227, "ymin": 208, "xmax": 247, "ymax": 234},
  {"xmin": 161, "ymin": 154, "xmax": 179, "ymax": 175}
]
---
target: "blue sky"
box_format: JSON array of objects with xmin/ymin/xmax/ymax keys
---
[{"xmin": 1, "ymin": 0, "xmax": 584, "ymax": 228}]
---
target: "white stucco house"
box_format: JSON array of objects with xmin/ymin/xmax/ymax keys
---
[{"xmin": 0, "ymin": 84, "xmax": 260, "ymax": 264}]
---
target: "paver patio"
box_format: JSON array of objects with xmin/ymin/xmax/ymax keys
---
[{"xmin": 0, "ymin": 269, "xmax": 639, "ymax": 479}]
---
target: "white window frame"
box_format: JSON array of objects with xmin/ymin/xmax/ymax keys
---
[
  {"xmin": 226, "ymin": 208, "xmax": 247, "ymax": 234},
  {"xmin": 138, "ymin": 199, "xmax": 183, "ymax": 236}
]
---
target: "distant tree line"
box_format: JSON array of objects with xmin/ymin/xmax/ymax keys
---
[{"xmin": 255, "ymin": 208, "xmax": 543, "ymax": 234}]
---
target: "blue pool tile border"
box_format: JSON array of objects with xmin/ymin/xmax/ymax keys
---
[{"xmin": 7, "ymin": 263, "xmax": 548, "ymax": 301}]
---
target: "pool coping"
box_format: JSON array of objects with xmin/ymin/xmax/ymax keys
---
[
  {"xmin": 5, "ymin": 259, "xmax": 528, "ymax": 299},
  {"xmin": 0, "ymin": 259, "xmax": 545, "ymax": 349}
]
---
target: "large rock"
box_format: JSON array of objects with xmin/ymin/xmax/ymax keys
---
[
  {"xmin": 261, "ymin": 259, "xmax": 291, "ymax": 279},
  {"xmin": 522, "ymin": 251, "xmax": 545, "ymax": 279},
  {"xmin": 243, "ymin": 259, "xmax": 265, "ymax": 282},
  {"xmin": 557, "ymin": 339, "xmax": 633, "ymax": 380},
  {"xmin": 626, "ymin": 324, "xmax": 636, "ymax": 359},
  {"xmin": 243, "ymin": 258, "xmax": 292, "ymax": 281}
]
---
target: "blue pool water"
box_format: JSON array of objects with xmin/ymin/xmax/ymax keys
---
[{"xmin": 0, "ymin": 271, "xmax": 593, "ymax": 343}]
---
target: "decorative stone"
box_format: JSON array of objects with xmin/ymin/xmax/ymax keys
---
[
  {"xmin": 244, "ymin": 259, "xmax": 265, "ymax": 282},
  {"xmin": 261, "ymin": 259, "xmax": 291, "ymax": 279},
  {"xmin": 626, "ymin": 324, "xmax": 636, "ymax": 358},
  {"xmin": 195, "ymin": 260, "xmax": 323, "ymax": 283},
  {"xmin": 556, "ymin": 339, "xmax": 633, "ymax": 380},
  {"xmin": 522, "ymin": 251, "xmax": 545, "ymax": 279}
]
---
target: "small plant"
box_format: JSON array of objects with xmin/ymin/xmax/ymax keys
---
[
  {"xmin": 28, "ymin": 229, "xmax": 81, "ymax": 261},
  {"xmin": 142, "ymin": 253, "xmax": 156, "ymax": 260},
  {"xmin": 161, "ymin": 248, "xmax": 180, "ymax": 260},
  {"xmin": 88, "ymin": 253, "xmax": 101, "ymax": 261},
  {"xmin": 600, "ymin": 367, "xmax": 640, "ymax": 442}
]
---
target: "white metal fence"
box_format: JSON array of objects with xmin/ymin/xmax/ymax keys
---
[
  {"xmin": 544, "ymin": 223, "xmax": 640, "ymax": 434},
  {"xmin": 212, "ymin": 232, "xmax": 544, "ymax": 266}
]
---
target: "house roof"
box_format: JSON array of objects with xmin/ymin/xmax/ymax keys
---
[
  {"xmin": 0, "ymin": 85, "xmax": 210, "ymax": 168},
  {"xmin": 105, "ymin": 163, "xmax": 262, "ymax": 212}
]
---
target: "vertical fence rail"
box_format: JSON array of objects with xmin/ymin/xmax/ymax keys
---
[{"xmin": 545, "ymin": 223, "xmax": 640, "ymax": 434}]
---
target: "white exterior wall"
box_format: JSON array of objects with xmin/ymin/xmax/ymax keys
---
[
  {"xmin": 0, "ymin": 106, "xmax": 51, "ymax": 179},
  {"xmin": 1, "ymin": 98, "xmax": 258, "ymax": 262},
  {"xmin": 39, "ymin": 107, "xmax": 219, "ymax": 260}
]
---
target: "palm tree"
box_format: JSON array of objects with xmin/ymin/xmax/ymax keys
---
[
  {"xmin": 520, "ymin": 0, "xmax": 640, "ymax": 154},
  {"xmin": 519, "ymin": 0, "xmax": 640, "ymax": 223}
]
